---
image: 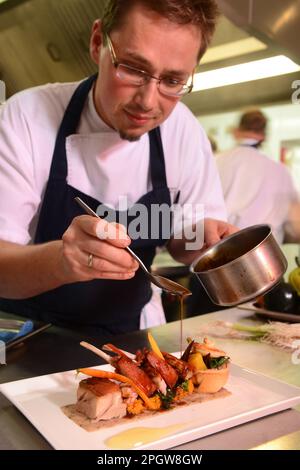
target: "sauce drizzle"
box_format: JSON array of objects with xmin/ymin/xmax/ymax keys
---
[{"xmin": 105, "ymin": 424, "xmax": 184, "ymax": 449}]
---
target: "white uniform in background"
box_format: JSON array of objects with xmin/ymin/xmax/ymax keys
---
[
  {"xmin": 216, "ymin": 141, "xmax": 299, "ymax": 243},
  {"xmin": 0, "ymin": 81, "xmax": 226, "ymax": 328}
]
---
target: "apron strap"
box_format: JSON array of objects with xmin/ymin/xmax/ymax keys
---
[
  {"xmin": 149, "ymin": 127, "xmax": 168, "ymax": 189},
  {"xmin": 49, "ymin": 74, "xmax": 98, "ymax": 181}
]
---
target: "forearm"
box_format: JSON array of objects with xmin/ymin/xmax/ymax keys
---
[{"xmin": 0, "ymin": 240, "xmax": 67, "ymax": 299}]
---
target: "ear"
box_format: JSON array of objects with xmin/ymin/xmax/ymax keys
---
[{"xmin": 90, "ymin": 19, "xmax": 103, "ymax": 65}]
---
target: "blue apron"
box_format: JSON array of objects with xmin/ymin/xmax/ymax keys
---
[{"xmin": 0, "ymin": 75, "xmax": 172, "ymax": 334}]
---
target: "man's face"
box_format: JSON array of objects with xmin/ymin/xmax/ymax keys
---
[{"xmin": 91, "ymin": 5, "xmax": 201, "ymax": 141}]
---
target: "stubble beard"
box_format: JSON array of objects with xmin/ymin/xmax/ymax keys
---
[{"xmin": 118, "ymin": 130, "xmax": 141, "ymax": 142}]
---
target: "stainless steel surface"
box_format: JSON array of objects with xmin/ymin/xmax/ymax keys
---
[
  {"xmin": 75, "ymin": 197, "xmax": 191, "ymax": 297},
  {"xmin": 1, "ymin": 0, "xmax": 299, "ymax": 115},
  {"xmin": 191, "ymin": 224, "xmax": 287, "ymax": 306},
  {"xmin": 218, "ymin": 0, "xmax": 300, "ymax": 63},
  {"xmin": 252, "ymin": 430, "xmax": 300, "ymax": 450}
]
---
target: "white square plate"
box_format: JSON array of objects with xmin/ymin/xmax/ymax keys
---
[{"xmin": 1, "ymin": 361, "xmax": 300, "ymax": 450}]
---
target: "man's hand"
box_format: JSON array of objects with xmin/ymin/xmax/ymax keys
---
[
  {"xmin": 0, "ymin": 216, "xmax": 139, "ymax": 299},
  {"xmin": 60, "ymin": 215, "xmax": 139, "ymax": 282},
  {"xmin": 203, "ymin": 218, "xmax": 238, "ymax": 249},
  {"xmin": 167, "ymin": 218, "xmax": 238, "ymax": 265}
]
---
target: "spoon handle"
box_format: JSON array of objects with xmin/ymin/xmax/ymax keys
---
[
  {"xmin": 74, "ymin": 197, "xmax": 148, "ymax": 274},
  {"xmin": 75, "ymin": 197, "xmax": 99, "ymax": 218},
  {"xmin": 125, "ymin": 246, "xmax": 149, "ymax": 274}
]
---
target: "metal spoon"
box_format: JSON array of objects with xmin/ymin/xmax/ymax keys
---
[{"xmin": 75, "ymin": 197, "xmax": 191, "ymax": 297}]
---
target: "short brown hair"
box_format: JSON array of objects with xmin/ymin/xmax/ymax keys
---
[
  {"xmin": 101, "ymin": 0, "xmax": 219, "ymax": 60},
  {"xmin": 238, "ymin": 109, "xmax": 268, "ymax": 134}
]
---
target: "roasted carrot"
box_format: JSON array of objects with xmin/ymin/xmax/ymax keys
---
[{"xmin": 147, "ymin": 332, "xmax": 164, "ymax": 359}]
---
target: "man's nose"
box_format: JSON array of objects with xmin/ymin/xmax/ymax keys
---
[{"xmin": 133, "ymin": 80, "xmax": 158, "ymax": 111}]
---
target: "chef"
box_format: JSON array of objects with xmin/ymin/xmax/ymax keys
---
[
  {"xmin": 0, "ymin": 0, "xmax": 234, "ymax": 334},
  {"xmin": 216, "ymin": 109, "xmax": 299, "ymax": 243}
]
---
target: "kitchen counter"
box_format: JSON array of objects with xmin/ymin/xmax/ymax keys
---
[{"xmin": 0, "ymin": 306, "xmax": 300, "ymax": 450}]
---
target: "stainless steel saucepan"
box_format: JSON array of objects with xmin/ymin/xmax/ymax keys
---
[{"xmin": 190, "ymin": 224, "xmax": 287, "ymax": 306}]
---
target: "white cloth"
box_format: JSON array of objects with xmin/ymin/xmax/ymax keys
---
[
  {"xmin": 0, "ymin": 80, "xmax": 226, "ymax": 327},
  {"xmin": 139, "ymin": 285, "xmax": 166, "ymax": 329},
  {"xmin": 216, "ymin": 144, "xmax": 299, "ymax": 243}
]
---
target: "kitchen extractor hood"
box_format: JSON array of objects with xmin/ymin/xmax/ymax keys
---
[
  {"xmin": 217, "ymin": 0, "xmax": 300, "ymax": 64},
  {"xmin": 0, "ymin": 0, "xmax": 299, "ymax": 115},
  {"xmin": 0, "ymin": 0, "xmax": 102, "ymax": 97}
]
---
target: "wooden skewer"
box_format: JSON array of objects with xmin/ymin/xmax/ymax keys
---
[
  {"xmin": 102, "ymin": 344, "xmax": 136, "ymax": 360},
  {"xmin": 80, "ymin": 341, "xmax": 113, "ymax": 364}
]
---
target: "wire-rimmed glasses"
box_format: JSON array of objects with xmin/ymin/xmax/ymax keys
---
[{"xmin": 105, "ymin": 34, "xmax": 194, "ymax": 97}]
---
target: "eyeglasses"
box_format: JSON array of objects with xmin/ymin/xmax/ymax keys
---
[{"xmin": 105, "ymin": 34, "xmax": 194, "ymax": 97}]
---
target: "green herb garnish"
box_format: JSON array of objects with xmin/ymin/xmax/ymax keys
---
[
  {"xmin": 158, "ymin": 388, "xmax": 175, "ymax": 409},
  {"xmin": 209, "ymin": 356, "xmax": 230, "ymax": 369},
  {"xmin": 180, "ymin": 380, "xmax": 189, "ymax": 391}
]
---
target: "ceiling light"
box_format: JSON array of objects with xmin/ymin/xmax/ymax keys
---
[
  {"xmin": 201, "ymin": 37, "xmax": 267, "ymax": 65},
  {"xmin": 193, "ymin": 55, "xmax": 300, "ymax": 92}
]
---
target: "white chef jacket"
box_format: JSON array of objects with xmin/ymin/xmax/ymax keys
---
[
  {"xmin": 0, "ymin": 81, "xmax": 226, "ymax": 327},
  {"xmin": 216, "ymin": 143, "xmax": 299, "ymax": 243}
]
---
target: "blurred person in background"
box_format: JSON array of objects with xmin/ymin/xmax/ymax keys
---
[{"xmin": 216, "ymin": 109, "xmax": 300, "ymax": 243}]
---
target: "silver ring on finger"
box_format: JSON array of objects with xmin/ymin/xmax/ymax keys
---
[{"xmin": 87, "ymin": 253, "xmax": 93, "ymax": 268}]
